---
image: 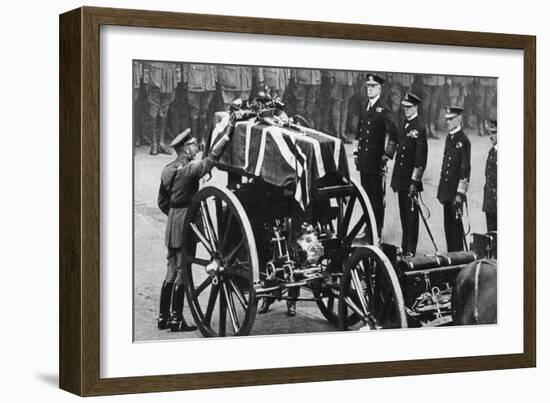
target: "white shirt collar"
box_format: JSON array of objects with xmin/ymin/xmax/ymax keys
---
[
  {"xmin": 493, "ymin": 144, "xmax": 498, "ymax": 151},
  {"xmin": 449, "ymin": 125, "xmax": 462, "ymax": 135},
  {"xmin": 368, "ymin": 95, "xmax": 380, "ymax": 108},
  {"xmin": 407, "ymin": 112, "xmax": 418, "ymax": 121}
]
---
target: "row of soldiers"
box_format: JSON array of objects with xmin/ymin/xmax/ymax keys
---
[{"xmin": 133, "ymin": 61, "xmax": 497, "ymax": 154}]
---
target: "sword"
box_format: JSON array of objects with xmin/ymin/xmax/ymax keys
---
[
  {"xmin": 455, "ymin": 203, "xmax": 469, "ymax": 251},
  {"xmin": 411, "ymin": 194, "xmax": 438, "ymax": 253}
]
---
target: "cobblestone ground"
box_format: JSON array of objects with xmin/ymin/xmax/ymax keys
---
[{"xmin": 133, "ymin": 128, "xmax": 491, "ymax": 342}]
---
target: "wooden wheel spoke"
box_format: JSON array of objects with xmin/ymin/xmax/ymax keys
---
[
  {"xmin": 218, "ymin": 285, "xmax": 227, "ymax": 336},
  {"xmin": 359, "ymin": 261, "xmax": 374, "ymax": 303},
  {"xmin": 225, "ymin": 261, "xmax": 251, "ymax": 278},
  {"xmin": 339, "ymin": 195, "xmax": 356, "ymax": 235},
  {"xmin": 193, "ymin": 276, "xmax": 213, "ymax": 298},
  {"xmin": 221, "ymin": 213, "xmax": 234, "ymax": 253},
  {"xmin": 204, "ymin": 284, "xmax": 219, "ymax": 326},
  {"xmin": 184, "ymin": 256, "xmax": 211, "ymax": 267},
  {"xmin": 228, "ymin": 277, "xmax": 249, "ymax": 310},
  {"xmin": 351, "ymin": 268, "xmax": 370, "ymax": 318},
  {"xmin": 327, "ymin": 297, "xmax": 334, "ymax": 313},
  {"xmin": 201, "ymin": 201, "xmax": 219, "ymax": 248},
  {"xmin": 343, "ymin": 216, "xmax": 366, "ymax": 244},
  {"xmin": 223, "ymin": 282, "xmax": 240, "ymax": 334},
  {"xmin": 225, "ymin": 239, "xmax": 245, "ymax": 264},
  {"xmin": 344, "ymin": 296, "xmax": 366, "ymax": 319},
  {"xmin": 215, "ymin": 198, "xmax": 224, "ymax": 237},
  {"xmin": 190, "ymin": 223, "xmax": 214, "ymax": 256}
]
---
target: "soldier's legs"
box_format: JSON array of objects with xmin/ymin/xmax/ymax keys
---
[
  {"xmin": 157, "ymin": 251, "xmax": 177, "ymax": 329},
  {"xmin": 340, "ymin": 87, "xmax": 353, "ymax": 141},
  {"xmin": 293, "ymin": 84, "xmax": 307, "ymax": 118},
  {"xmin": 188, "ymin": 91, "xmax": 201, "ymax": 143},
  {"xmin": 169, "ymin": 249, "xmax": 197, "ymax": 332},
  {"xmin": 443, "ymin": 202, "xmax": 464, "ymax": 252},
  {"xmin": 429, "ymin": 85, "xmax": 443, "ymax": 132},
  {"xmin": 305, "ymin": 85, "xmax": 320, "ymax": 128},
  {"xmin": 287, "ymin": 287, "xmax": 299, "ymax": 317},
  {"xmin": 360, "ymin": 171, "xmax": 384, "ymax": 238},
  {"xmin": 198, "ymin": 91, "xmax": 215, "ymax": 148},
  {"xmin": 398, "ymin": 191, "xmax": 410, "ymax": 253},
  {"xmin": 476, "ymin": 85, "xmax": 488, "ymax": 136},
  {"xmin": 486, "ymin": 212, "xmax": 497, "ymax": 232},
  {"xmin": 330, "ymin": 98, "xmax": 342, "ymax": 137}
]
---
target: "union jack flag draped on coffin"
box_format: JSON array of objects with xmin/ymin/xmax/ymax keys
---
[{"xmin": 209, "ymin": 112, "xmax": 350, "ymax": 209}]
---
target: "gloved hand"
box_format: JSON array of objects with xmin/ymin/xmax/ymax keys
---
[
  {"xmin": 408, "ymin": 181, "xmax": 419, "ymax": 198},
  {"xmin": 453, "ymin": 193, "xmax": 464, "ymax": 216},
  {"xmin": 210, "ymin": 132, "xmax": 231, "ymax": 160}
]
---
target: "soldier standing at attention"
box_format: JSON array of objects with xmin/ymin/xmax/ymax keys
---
[
  {"xmin": 146, "ymin": 62, "xmax": 178, "ymax": 155},
  {"xmin": 437, "ymin": 106, "xmax": 471, "ymax": 252},
  {"xmin": 483, "ymin": 120, "xmax": 498, "ymax": 232},
  {"xmin": 217, "ymin": 65, "xmax": 264, "ymax": 111},
  {"xmin": 263, "ymin": 67, "xmax": 290, "ymax": 100},
  {"xmin": 185, "ymin": 63, "xmax": 217, "ymax": 149},
  {"xmin": 327, "ymin": 70, "xmax": 355, "ymax": 143},
  {"xmin": 354, "ymin": 73, "xmax": 399, "ymax": 238},
  {"xmin": 421, "ymin": 74, "xmax": 446, "ymax": 139},
  {"xmin": 291, "ymin": 68, "xmax": 322, "ymax": 128},
  {"xmin": 156, "ymin": 128, "xmax": 231, "ymax": 332},
  {"xmin": 390, "ymin": 93, "xmax": 427, "ymax": 257}
]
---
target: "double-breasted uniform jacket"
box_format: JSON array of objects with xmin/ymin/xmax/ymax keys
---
[
  {"xmin": 390, "ymin": 115, "xmax": 428, "ymax": 192},
  {"xmin": 355, "ymin": 97, "xmax": 399, "ymax": 173},
  {"xmin": 482, "ymin": 146, "xmax": 497, "ymax": 214},
  {"xmin": 437, "ymin": 128, "xmax": 471, "ymax": 202},
  {"xmin": 159, "ymin": 154, "xmax": 217, "ymax": 249},
  {"xmin": 184, "ymin": 64, "xmax": 217, "ymax": 93}
]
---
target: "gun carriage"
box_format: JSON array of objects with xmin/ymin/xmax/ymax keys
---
[{"xmin": 180, "ymin": 95, "xmax": 497, "ymax": 337}]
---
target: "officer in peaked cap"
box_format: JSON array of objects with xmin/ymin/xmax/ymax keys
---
[
  {"xmin": 156, "ymin": 127, "xmax": 231, "ymax": 332},
  {"xmin": 390, "ymin": 93, "xmax": 427, "ymax": 256},
  {"xmin": 355, "ymin": 73, "xmax": 399, "ymax": 238},
  {"xmin": 482, "ymin": 119, "xmax": 498, "ymax": 231},
  {"xmin": 437, "ymin": 106, "xmax": 471, "ymax": 252}
]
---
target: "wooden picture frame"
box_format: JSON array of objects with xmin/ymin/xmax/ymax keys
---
[{"xmin": 59, "ymin": 6, "xmax": 536, "ymax": 396}]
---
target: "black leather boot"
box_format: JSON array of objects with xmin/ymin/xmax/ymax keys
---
[
  {"xmin": 157, "ymin": 281, "xmax": 173, "ymax": 330},
  {"xmin": 169, "ymin": 284, "xmax": 197, "ymax": 332},
  {"xmin": 258, "ymin": 297, "xmax": 274, "ymax": 314},
  {"xmin": 286, "ymin": 288, "xmax": 298, "ymax": 317}
]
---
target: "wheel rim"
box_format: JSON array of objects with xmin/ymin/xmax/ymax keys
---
[
  {"xmin": 313, "ymin": 178, "xmax": 378, "ymax": 325},
  {"xmin": 339, "ymin": 246, "xmax": 407, "ymax": 330},
  {"xmin": 182, "ymin": 186, "xmax": 259, "ymax": 337}
]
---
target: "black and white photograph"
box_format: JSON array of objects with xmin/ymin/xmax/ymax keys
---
[{"xmin": 133, "ymin": 61, "xmax": 498, "ymax": 340}]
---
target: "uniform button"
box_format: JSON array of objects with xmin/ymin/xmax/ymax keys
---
[
  {"xmin": 366, "ymin": 130, "xmax": 370, "ymax": 134},
  {"xmin": 446, "ymin": 171, "xmax": 449, "ymax": 174},
  {"xmin": 445, "ymin": 179, "xmax": 448, "ymax": 182},
  {"xmin": 368, "ymin": 122, "xmax": 371, "ymax": 125},
  {"xmin": 360, "ymin": 128, "xmax": 363, "ymax": 132},
  {"xmin": 402, "ymin": 146, "xmax": 405, "ymax": 150},
  {"xmin": 400, "ymin": 163, "xmax": 403, "ymax": 166}
]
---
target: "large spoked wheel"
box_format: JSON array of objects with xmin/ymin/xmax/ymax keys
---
[
  {"xmin": 338, "ymin": 246, "xmax": 407, "ymax": 331},
  {"xmin": 313, "ymin": 177, "xmax": 378, "ymax": 325},
  {"xmin": 182, "ymin": 186, "xmax": 259, "ymax": 337}
]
